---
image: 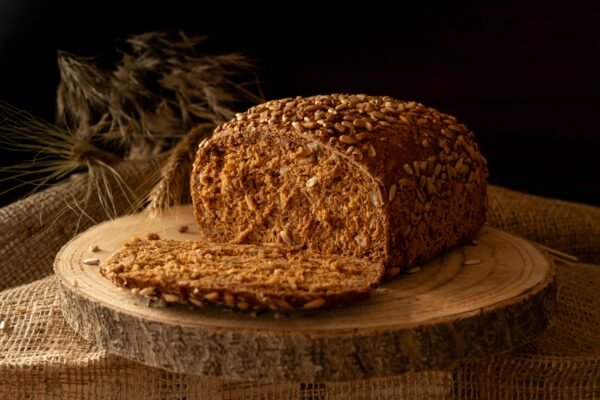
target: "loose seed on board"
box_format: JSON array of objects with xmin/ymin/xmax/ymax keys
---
[
  {"xmin": 463, "ymin": 259, "xmax": 481, "ymax": 266},
  {"xmin": 89, "ymin": 245, "xmax": 99, "ymax": 252},
  {"xmin": 407, "ymin": 266, "xmax": 421, "ymax": 274},
  {"xmin": 82, "ymin": 258, "xmax": 100, "ymax": 266},
  {"xmin": 146, "ymin": 232, "xmax": 160, "ymax": 240}
]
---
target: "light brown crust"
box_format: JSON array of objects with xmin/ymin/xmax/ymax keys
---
[
  {"xmin": 100, "ymin": 238, "xmax": 384, "ymax": 311},
  {"xmin": 191, "ymin": 94, "xmax": 488, "ymax": 275}
]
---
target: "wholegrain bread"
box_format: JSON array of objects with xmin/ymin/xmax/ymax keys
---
[
  {"xmin": 191, "ymin": 94, "xmax": 488, "ymax": 276},
  {"xmin": 100, "ymin": 238, "xmax": 384, "ymax": 311}
]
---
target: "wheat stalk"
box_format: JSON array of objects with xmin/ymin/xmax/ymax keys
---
[
  {"xmin": 1, "ymin": 31, "xmax": 260, "ymax": 221},
  {"xmin": 146, "ymin": 124, "xmax": 214, "ymax": 217}
]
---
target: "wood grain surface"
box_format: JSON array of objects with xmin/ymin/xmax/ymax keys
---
[{"xmin": 54, "ymin": 205, "xmax": 556, "ymax": 381}]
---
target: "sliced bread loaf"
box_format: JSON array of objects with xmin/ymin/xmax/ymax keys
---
[
  {"xmin": 100, "ymin": 238, "xmax": 384, "ymax": 311},
  {"xmin": 191, "ymin": 94, "xmax": 488, "ymax": 276}
]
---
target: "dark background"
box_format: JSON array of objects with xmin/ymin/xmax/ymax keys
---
[{"xmin": 0, "ymin": 0, "xmax": 598, "ymax": 206}]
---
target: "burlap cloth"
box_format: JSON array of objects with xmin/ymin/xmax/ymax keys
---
[{"xmin": 0, "ymin": 159, "xmax": 598, "ymax": 399}]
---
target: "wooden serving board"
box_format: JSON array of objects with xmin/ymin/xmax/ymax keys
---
[{"xmin": 54, "ymin": 205, "xmax": 555, "ymax": 381}]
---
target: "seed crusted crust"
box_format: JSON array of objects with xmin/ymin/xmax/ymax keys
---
[
  {"xmin": 100, "ymin": 239, "xmax": 385, "ymax": 311},
  {"xmin": 192, "ymin": 94, "xmax": 488, "ymax": 275}
]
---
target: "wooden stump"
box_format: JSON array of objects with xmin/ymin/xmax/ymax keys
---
[{"xmin": 54, "ymin": 205, "xmax": 556, "ymax": 381}]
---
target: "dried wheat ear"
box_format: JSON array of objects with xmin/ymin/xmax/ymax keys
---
[{"xmin": 100, "ymin": 238, "xmax": 384, "ymax": 311}]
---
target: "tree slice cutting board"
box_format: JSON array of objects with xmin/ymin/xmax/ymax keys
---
[{"xmin": 54, "ymin": 205, "xmax": 555, "ymax": 381}]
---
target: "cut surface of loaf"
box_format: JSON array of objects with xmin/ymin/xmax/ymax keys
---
[
  {"xmin": 100, "ymin": 238, "xmax": 384, "ymax": 311},
  {"xmin": 191, "ymin": 94, "xmax": 488, "ymax": 276}
]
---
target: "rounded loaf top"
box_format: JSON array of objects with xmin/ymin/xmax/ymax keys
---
[{"xmin": 214, "ymin": 93, "xmax": 488, "ymax": 186}]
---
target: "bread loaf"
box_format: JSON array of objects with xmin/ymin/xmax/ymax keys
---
[
  {"xmin": 191, "ymin": 94, "xmax": 488, "ymax": 276},
  {"xmin": 100, "ymin": 238, "xmax": 384, "ymax": 311}
]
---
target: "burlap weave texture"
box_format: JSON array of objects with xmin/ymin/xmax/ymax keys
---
[{"xmin": 0, "ymin": 161, "xmax": 598, "ymax": 399}]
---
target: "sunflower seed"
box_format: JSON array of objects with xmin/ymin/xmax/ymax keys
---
[
  {"xmin": 369, "ymin": 143, "xmax": 377, "ymax": 158},
  {"xmin": 275, "ymin": 298, "xmax": 293, "ymax": 310},
  {"xmin": 139, "ymin": 287, "xmax": 156, "ymax": 297},
  {"xmin": 204, "ymin": 292, "xmax": 220, "ymax": 301},
  {"xmin": 82, "ymin": 258, "xmax": 100, "ymax": 266},
  {"xmin": 306, "ymin": 176, "xmax": 319, "ymax": 188},
  {"xmin": 244, "ymin": 194, "xmax": 257, "ymax": 211},
  {"xmin": 224, "ymin": 292, "xmax": 236, "ymax": 307},
  {"xmin": 370, "ymin": 111, "xmax": 386, "ymax": 120},
  {"xmin": 339, "ymin": 135, "xmax": 357, "ymax": 144},
  {"xmin": 355, "ymin": 131, "xmax": 369, "ymax": 141},
  {"xmin": 371, "ymin": 191, "xmax": 382, "ymax": 207},
  {"xmin": 303, "ymin": 298, "xmax": 325, "ymax": 309},
  {"xmin": 189, "ymin": 297, "xmax": 205, "ymax": 307},
  {"xmin": 334, "ymin": 122, "xmax": 346, "ymax": 133},
  {"xmin": 388, "ymin": 184, "xmax": 397, "ymax": 202},
  {"xmin": 354, "ymin": 234, "xmax": 368, "ymax": 247},
  {"xmin": 463, "ymin": 259, "xmax": 481, "ymax": 266},
  {"xmin": 162, "ymin": 293, "xmax": 180, "ymax": 303},
  {"xmin": 279, "ymin": 230, "xmax": 292, "ymax": 245},
  {"xmin": 385, "ymin": 267, "xmax": 401, "ymax": 278},
  {"xmin": 302, "ymin": 121, "xmax": 318, "ymax": 129}
]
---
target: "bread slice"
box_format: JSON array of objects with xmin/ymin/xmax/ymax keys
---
[
  {"xmin": 100, "ymin": 238, "xmax": 385, "ymax": 311},
  {"xmin": 191, "ymin": 94, "xmax": 488, "ymax": 277}
]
